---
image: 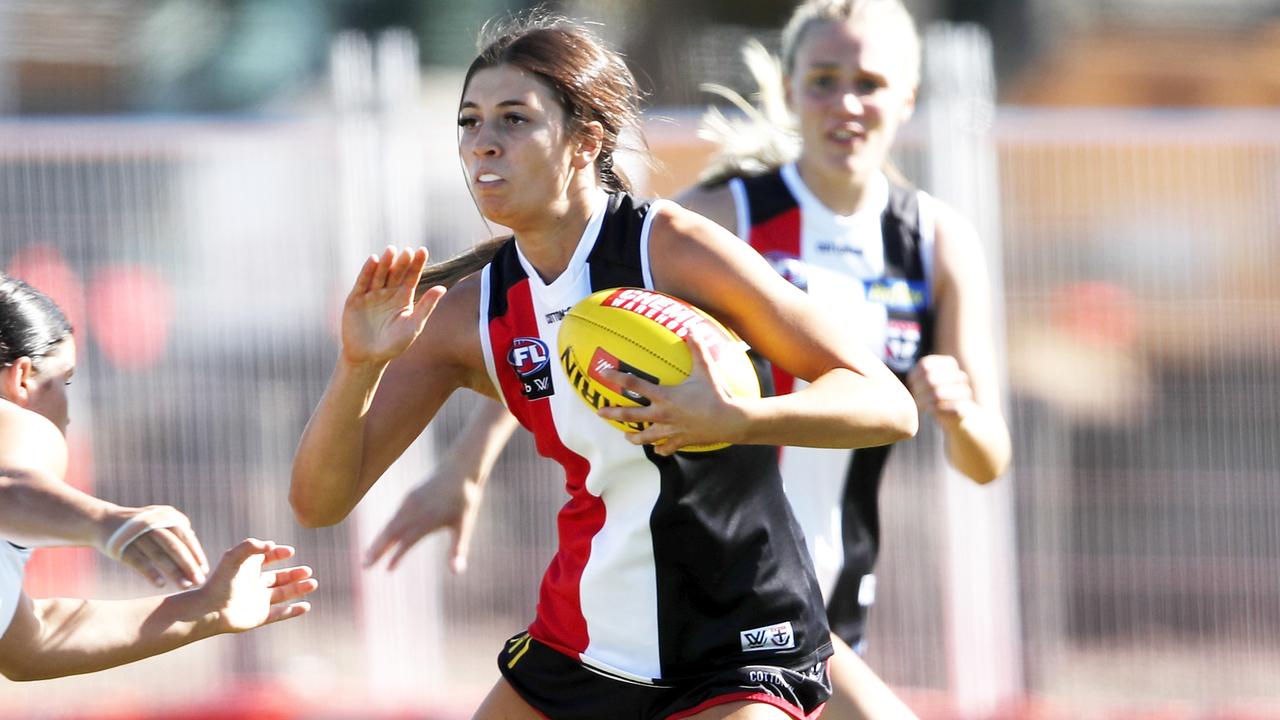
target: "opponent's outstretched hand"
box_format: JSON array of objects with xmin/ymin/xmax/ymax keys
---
[
  {"xmin": 199, "ymin": 539, "xmax": 317, "ymax": 633},
  {"xmin": 341, "ymin": 246, "xmax": 446, "ymax": 366},
  {"xmin": 597, "ymin": 331, "xmax": 747, "ymax": 455}
]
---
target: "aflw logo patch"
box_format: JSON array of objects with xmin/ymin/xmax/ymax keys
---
[
  {"xmin": 508, "ymin": 337, "xmax": 554, "ymax": 400},
  {"xmin": 739, "ymin": 621, "xmax": 796, "ymax": 652}
]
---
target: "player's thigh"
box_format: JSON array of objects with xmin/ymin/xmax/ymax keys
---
[
  {"xmin": 471, "ymin": 677, "xmax": 546, "ymax": 720},
  {"xmin": 683, "ymin": 700, "xmax": 795, "ymax": 720}
]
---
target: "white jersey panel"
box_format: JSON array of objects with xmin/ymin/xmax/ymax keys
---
[
  {"xmin": 778, "ymin": 164, "xmax": 906, "ymax": 367},
  {"xmin": 512, "ymin": 191, "xmax": 665, "ymax": 680},
  {"xmin": 778, "ymin": 434, "xmax": 849, "ymax": 601}
]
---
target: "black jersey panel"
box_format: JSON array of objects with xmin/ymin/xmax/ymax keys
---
[
  {"xmin": 587, "ymin": 193, "xmax": 649, "ymax": 291},
  {"xmin": 739, "ymin": 171, "xmax": 798, "ymax": 226},
  {"xmin": 647, "ymin": 443, "xmax": 831, "ymax": 679}
]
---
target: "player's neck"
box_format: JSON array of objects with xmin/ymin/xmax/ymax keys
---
[
  {"xmin": 795, "ymin": 157, "xmax": 873, "ymax": 216},
  {"xmin": 513, "ymin": 185, "xmax": 601, "ymax": 284}
]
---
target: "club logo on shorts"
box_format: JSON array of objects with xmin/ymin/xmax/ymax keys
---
[
  {"xmin": 508, "ymin": 337, "xmax": 554, "ymax": 400},
  {"xmin": 740, "ymin": 621, "xmax": 796, "ymax": 652}
]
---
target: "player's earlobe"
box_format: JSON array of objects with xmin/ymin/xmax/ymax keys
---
[{"xmin": 574, "ymin": 122, "xmax": 605, "ymax": 170}]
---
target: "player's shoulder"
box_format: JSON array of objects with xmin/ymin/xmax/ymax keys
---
[
  {"xmin": 916, "ymin": 191, "xmax": 977, "ymax": 245},
  {"xmin": 919, "ymin": 193, "xmax": 988, "ymax": 283},
  {"xmin": 669, "ymin": 182, "xmax": 739, "ymax": 236},
  {"xmin": 647, "ymin": 197, "xmax": 734, "ymax": 252},
  {"xmin": 0, "ymin": 401, "xmax": 67, "ymax": 479}
]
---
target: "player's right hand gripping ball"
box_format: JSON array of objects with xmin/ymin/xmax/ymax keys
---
[{"xmin": 557, "ymin": 287, "xmax": 761, "ymax": 452}]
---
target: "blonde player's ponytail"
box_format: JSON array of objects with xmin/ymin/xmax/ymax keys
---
[{"xmin": 696, "ymin": 39, "xmax": 799, "ymax": 188}]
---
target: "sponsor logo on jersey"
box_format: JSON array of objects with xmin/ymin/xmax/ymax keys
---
[
  {"xmin": 508, "ymin": 337, "xmax": 555, "ymax": 400},
  {"xmin": 600, "ymin": 288, "xmax": 732, "ymax": 351},
  {"xmin": 863, "ymin": 278, "xmax": 928, "ymax": 312},
  {"xmin": 739, "ymin": 621, "xmax": 796, "ymax": 652},
  {"xmin": 560, "ymin": 346, "xmax": 646, "ymax": 431},
  {"xmin": 544, "ymin": 306, "xmax": 573, "ymax": 324},
  {"xmin": 816, "ymin": 240, "xmax": 865, "ymax": 256}
]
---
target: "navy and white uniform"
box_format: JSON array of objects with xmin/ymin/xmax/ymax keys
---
[
  {"xmin": 479, "ymin": 190, "xmax": 831, "ymax": 717},
  {"xmin": 0, "ymin": 540, "xmax": 32, "ymax": 637},
  {"xmin": 726, "ymin": 164, "xmax": 936, "ymax": 647}
]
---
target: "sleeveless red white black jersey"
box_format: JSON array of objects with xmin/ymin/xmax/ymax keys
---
[
  {"xmin": 478, "ymin": 190, "xmax": 831, "ymax": 683},
  {"xmin": 726, "ymin": 164, "xmax": 936, "ymax": 646}
]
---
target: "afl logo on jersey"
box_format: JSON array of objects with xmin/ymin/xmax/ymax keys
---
[{"xmin": 508, "ymin": 337, "xmax": 555, "ymax": 400}]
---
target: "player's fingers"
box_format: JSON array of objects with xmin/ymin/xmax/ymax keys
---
[
  {"xmin": 220, "ymin": 538, "xmax": 271, "ymax": 569},
  {"xmin": 411, "ymin": 285, "xmax": 447, "ymax": 326},
  {"xmin": 167, "ymin": 522, "xmax": 210, "ymax": 575},
  {"xmin": 139, "ymin": 527, "xmax": 204, "ymax": 585},
  {"xmin": 452, "ymin": 516, "xmax": 477, "ymax": 575},
  {"xmin": 597, "ymin": 368, "xmax": 658, "ymax": 407},
  {"xmin": 387, "ymin": 539, "xmax": 419, "ymax": 572},
  {"xmin": 261, "ymin": 544, "xmax": 296, "ymax": 567},
  {"xmin": 119, "ymin": 550, "xmax": 167, "ymax": 588},
  {"xmin": 265, "ymin": 566, "xmax": 315, "ymax": 592},
  {"xmin": 350, "ymin": 255, "xmax": 380, "ymax": 296},
  {"xmin": 916, "ymin": 354, "xmax": 958, "ymax": 372},
  {"xmin": 364, "ymin": 526, "xmax": 397, "ymax": 568},
  {"xmin": 404, "ymin": 247, "xmax": 429, "ymax": 290},
  {"xmin": 599, "ymin": 402, "xmax": 657, "ymax": 426},
  {"xmin": 371, "ymin": 246, "xmax": 395, "ymax": 289},
  {"xmin": 683, "ymin": 330, "xmax": 712, "ymax": 369},
  {"xmin": 131, "ymin": 535, "xmax": 189, "ymax": 588},
  {"xmin": 264, "ymin": 601, "xmax": 312, "ymax": 626},
  {"xmin": 651, "ymin": 437, "xmax": 684, "ymax": 456},
  {"xmin": 270, "ymin": 578, "xmax": 319, "ymax": 604},
  {"xmin": 392, "ymin": 520, "xmax": 440, "ymax": 570},
  {"xmin": 386, "ymin": 247, "xmax": 413, "ymax": 289},
  {"xmin": 625, "ymin": 422, "xmax": 678, "ymax": 448},
  {"xmin": 934, "ymin": 399, "xmax": 966, "ymax": 418}
]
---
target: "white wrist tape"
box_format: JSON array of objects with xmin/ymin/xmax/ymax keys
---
[{"xmin": 104, "ymin": 508, "xmax": 184, "ymax": 560}]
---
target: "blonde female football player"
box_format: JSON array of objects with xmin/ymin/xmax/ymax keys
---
[{"xmin": 291, "ymin": 12, "xmax": 917, "ymax": 720}]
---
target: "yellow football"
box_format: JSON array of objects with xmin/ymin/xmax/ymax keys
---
[{"xmin": 557, "ymin": 287, "xmax": 761, "ymax": 452}]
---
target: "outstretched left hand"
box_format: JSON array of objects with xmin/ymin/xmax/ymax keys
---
[
  {"xmin": 197, "ymin": 539, "xmax": 317, "ymax": 634},
  {"xmin": 596, "ymin": 331, "xmax": 747, "ymax": 455}
]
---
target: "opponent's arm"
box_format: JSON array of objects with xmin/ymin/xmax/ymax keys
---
[
  {"xmin": 0, "ymin": 411, "xmax": 207, "ymax": 588},
  {"xmin": 0, "ymin": 539, "xmax": 315, "ymax": 681}
]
